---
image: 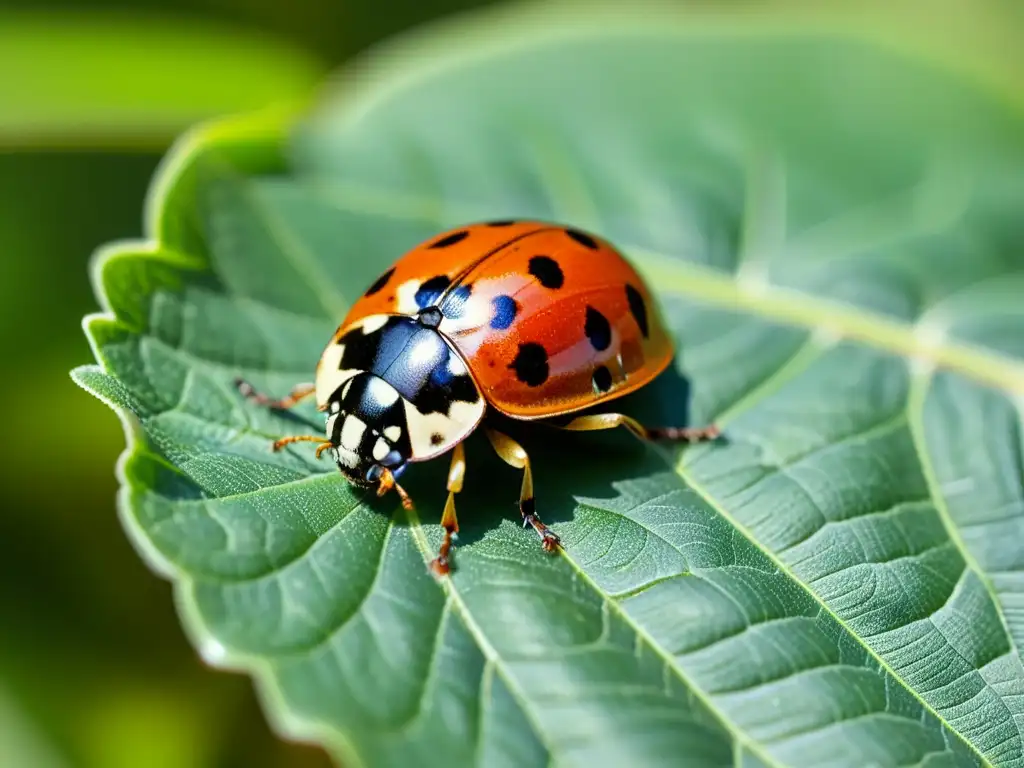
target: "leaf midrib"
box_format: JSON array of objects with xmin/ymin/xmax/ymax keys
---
[{"xmin": 638, "ymin": 250, "xmax": 1024, "ymax": 397}]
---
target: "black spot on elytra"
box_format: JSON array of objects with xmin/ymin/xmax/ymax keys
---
[
  {"xmin": 430, "ymin": 432, "xmax": 445, "ymax": 446},
  {"xmin": 429, "ymin": 230, "xmax": 469, "ymax": 249},
  {"xmin": 592, "ymin": 365, "xmax": 613, "ymax": 393},
  {"xmin": 365, "ymin": 267, "xmax": 395, "ymax": 296},
  {"xmin": 415, "ymin": 275, "xmax": 451, "ymax": 308},
  {"xmin": 625, "ymin": 284, "xmax": 649, "ymax": 338},
  {"xmin": 509, "ymin": 342, "xmax": 549, "ymax": 386},
  {"xmin": 490, "ymin": 295, "xmax": 518, "ymax": 330},
  {"xmin": 584, "ymin": 306, "xmax": 612, "ymax": 351},
  {"xmin": 528, "ymin": 256, "xmax": 564, "ymax": 289},
  {"xmin": 566, "ymin": 228, "xmax": 598, "ymax": 249},
  {"xmin": 486, "ymin": 220, "xmax": 516, "ymax": 226}
]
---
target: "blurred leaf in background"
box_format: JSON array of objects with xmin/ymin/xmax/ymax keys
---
[
  {"xmin": 4, "ymin": 0, "xmax": 1024, "ymax": 767},
  {"xmin": 0, "ymin": 118, "xmax": 336, "ymax": 768},
  {"xmin": 0, "ymin": 8, "xmax": 329, "ymax": 768},
  {"xmin": 0, "ymin": 12, "xmax": 322, "ymax": 149}
]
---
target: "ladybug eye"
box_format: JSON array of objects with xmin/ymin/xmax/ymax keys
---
[{"xmin": 365, "ymin": 465, "xmax": 383, "ymax": 483}]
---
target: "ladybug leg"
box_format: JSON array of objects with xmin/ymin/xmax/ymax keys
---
[
  {"xmin": 558, "ymin": 413, "xmax": 720, "ymax": 443},
  {"xmin": 377, "ymin": 468, "xmax": 414, "ymax": 510},
  {"xmin": 235, "ymin": 378, "xmax": 316, "ymax": 410},
  {"xmin": 430, "ymin": 442, "xmax": 466, "ymax": 577},
  {"xmin": 271, "ymin": 434, "xmax": 333, "ymax": 457},
  {"xmin": 484, "ymin": 428, "xmax": 561, "ymax": 553},
  {"xmin": 236, "ymin": 380, "xmax": 325, "ymax": 456}
]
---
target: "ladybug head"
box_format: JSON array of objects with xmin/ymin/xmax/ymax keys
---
[
  {"xmin": 325, "ymin": 373, "xmax": 411, "ymax": 490},
  {"xmin": 330, "ymin": 435, "xmax": 408, "ymax": 490}
]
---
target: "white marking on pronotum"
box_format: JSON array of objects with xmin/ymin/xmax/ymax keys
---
[
  {"xmin": 373, "ymin": 438, "xmax": 390, "ymax": 461},
  {"xmin": 360, "ymin": 314, "xmax": 390, "ymax": 334},
  {"xmin": 448, "ymin": 352, "xmax": 468, "ymax": 376},
  {"xmin": 314, "ymin": 342, "xmax": 361, "ymax": 409},
  {"xmin": 383, "ymin": 425, "xmax": 402, "ymax": 441},
  {"xmin": 409, "ymin": 334, "xmax": 439, "ymax": 368},
  {"xmin": 365, "ymin": 376, "xmax": 400, "ymax": 407},
  {"xmin": 340, "ymin": 417, "xmax": 366, "ymax": 450}
]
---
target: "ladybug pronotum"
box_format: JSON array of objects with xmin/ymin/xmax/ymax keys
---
[{"xmin": 237, "ymin": 221, "xmax": 719, "ymax": 574}]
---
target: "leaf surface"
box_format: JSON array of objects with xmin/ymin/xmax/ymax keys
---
[{"xmin": 74, "ymin": 5, "xmax": 1024, "ymax": 767}]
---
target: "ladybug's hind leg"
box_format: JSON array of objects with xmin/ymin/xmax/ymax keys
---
[
  {"xmin": 558, "ymin": 413, "xmax": 720, "ymax": 443},
  {"xmin": 430, "ymin": 442, "xmax": 466, "ymax": 577},
  {"xmin": 484, "ymin": 428, "xmax": 561, "ymax": 554},
  {"xmin": 235, "ymin": 379, "xmax": 316, "ymax": 411}
]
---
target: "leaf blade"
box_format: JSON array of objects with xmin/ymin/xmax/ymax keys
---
[{"xmin": 76, "ymin": 5, "xmax": 1024, "ymax": 767}]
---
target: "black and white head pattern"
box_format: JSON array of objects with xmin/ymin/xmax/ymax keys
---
[
  {"xmin": 325, "ymin": 373, "xmax": 409, "ymax": 475},
  {"xmin": 316, "ymin": 314, "xmax": 485, "ymax": 463}
]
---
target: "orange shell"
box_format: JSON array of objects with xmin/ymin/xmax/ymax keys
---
[{"xmin": 339, "ymin": 221, "xmax": 674, "ymax": 419}]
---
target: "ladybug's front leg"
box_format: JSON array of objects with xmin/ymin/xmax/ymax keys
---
[
  {"xmin": 484, "ymin": 428, "xmax": 561, "ymax": 553},
  {"xmin": 271, "ymin": 434, "xmax": 333, "ymax": 457}
]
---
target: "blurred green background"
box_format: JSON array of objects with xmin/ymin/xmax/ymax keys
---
[{"xmin": 1, "ymin": 1, "xmax": 1020, "ymax": 766}]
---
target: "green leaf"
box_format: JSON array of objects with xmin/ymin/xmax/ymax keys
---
[
  {"xmin": 74, "ymin": 4, "xmax": 1024, "ymax": 767},
  {"xmin": 0, "ymin": 12, "xmax": 323, "ymax": 150}
]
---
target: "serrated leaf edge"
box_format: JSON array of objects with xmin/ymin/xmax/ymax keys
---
[{"xmin": 70, "ymin": 107, "xmax": 369, "ymax": 765}]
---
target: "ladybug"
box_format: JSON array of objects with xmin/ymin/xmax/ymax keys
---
[{"xmin": 236, "ymin": 221, "xmax": 719, "ymax": 574}]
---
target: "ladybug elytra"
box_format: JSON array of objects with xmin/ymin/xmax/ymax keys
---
[{"xmin": 237, "ymin": 221, "xmax": 719, "ymax": 574}]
